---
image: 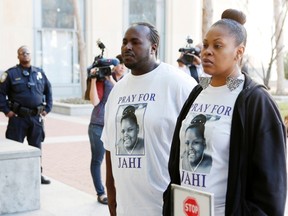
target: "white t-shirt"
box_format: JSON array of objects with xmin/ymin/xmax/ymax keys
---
[
  {"xmin": 179, "ymin": 75, "xmax": 244, "ymax": 216},
  {"xmin": 102, "ymin": 62, "xmax": 197, "ymax": 216}
]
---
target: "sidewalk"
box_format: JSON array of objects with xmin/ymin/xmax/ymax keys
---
[
  {"xmin": 0, "ymin": 110, "xmax": 288, "ymax": 215},
  {"xmin": 0, "ymin": 112, "xmax": 109, "ymax": 216}
]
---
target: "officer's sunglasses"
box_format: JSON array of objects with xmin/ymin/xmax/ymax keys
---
[{"xmin": 19, "ymin": 52, "xmax": 30, "ymax": 56}]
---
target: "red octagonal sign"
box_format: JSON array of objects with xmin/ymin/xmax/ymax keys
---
[{"xmin": 183, "ymin": 197, "xmax": 199, "ymax": 216}]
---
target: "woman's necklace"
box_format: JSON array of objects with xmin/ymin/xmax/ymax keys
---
[
  {"xmin": 191, "ymin": 154, "xmax": 204, "ymax": 172},
  {"xmin": 125, "ymin": 138, "xmax": 138, "ymax": 154},
  {"xmin": 199, "ymin": 74, "xmax": 243, "ymax": 91}
]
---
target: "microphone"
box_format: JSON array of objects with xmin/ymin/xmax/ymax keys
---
[
  {"xmin": 179, "ymin": 47, "xmax": 201, "ymax": 53},
  {"xmin": 94, "ymin": 58, "xmax": 120, "ymax": 67},
  {"xmin": 97, "ymin": 39, "xmax": 106, "ymax": 50}
]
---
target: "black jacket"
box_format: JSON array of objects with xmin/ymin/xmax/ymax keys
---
[{"xmin": 163, "ymin": 73, "xmax": 287, "ymax": 216}]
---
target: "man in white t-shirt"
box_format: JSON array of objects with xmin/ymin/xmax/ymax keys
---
[{"xmin": 101, "ymin": 22, "xmax": 197, "ymax": 216}]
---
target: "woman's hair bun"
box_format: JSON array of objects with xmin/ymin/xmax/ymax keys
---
[
  {"xmin": 123, "ymin": 105, "xmax": 136, "ymax": 115},
  {"xmin": 190, "ymin": 114, "xmax": 206, "ymax": 125},
  {"xmin": 221, "ymin": 8, "xmax": 246, "ymax": 25}
]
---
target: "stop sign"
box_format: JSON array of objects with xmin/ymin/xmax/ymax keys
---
[{"xmin": 183, "ymin": 197, "xmax": 199, "ymax": 216}]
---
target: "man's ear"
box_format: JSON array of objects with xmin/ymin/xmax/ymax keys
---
[{"xmin": 151, "ymin": 43, "xmax": 158, "ymax": 55}]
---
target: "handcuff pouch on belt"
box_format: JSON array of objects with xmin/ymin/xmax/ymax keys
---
[{"xmin": 9, "ymin": 101, "xmax": 44, "ymax": 117}]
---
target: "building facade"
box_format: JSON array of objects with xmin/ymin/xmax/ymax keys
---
[
  {"xmin": 0, "ymin": 0, "xmax": 280, "ymax": 99},
  {"xmin": 1, "ymin": 0, "xmax": 206, "ymax": 99}
]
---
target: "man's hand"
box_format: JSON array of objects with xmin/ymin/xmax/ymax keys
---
[
  {"xmin": 193, "ymin": 54, "xmax": 201, "ymax": 65},
  {"xmin": 5, "ymin": 111, "xmax": 16, "ymax": 118},
  {"xmin": 41, "ymin": 111, "xmax": 48, "ymax": 117},
  {"xmin": 185, "ymin": 52, "xmax": 202, "ymax": 66}
]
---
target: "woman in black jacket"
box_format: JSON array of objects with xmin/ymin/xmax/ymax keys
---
[{"xmin": 163, "ymin": 9, "xmax": 287, "ymax": 216}]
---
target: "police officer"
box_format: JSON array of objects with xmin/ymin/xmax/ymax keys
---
[{"xmin": 0, "ymin": 45, "xmax": 53, "ymax": 184}]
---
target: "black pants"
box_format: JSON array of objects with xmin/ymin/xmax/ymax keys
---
[{"xmin": 6, "ymin": 115, "xmax": 45, "ymax": 149}]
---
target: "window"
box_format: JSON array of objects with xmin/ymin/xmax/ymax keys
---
[
  {"xmin": 35, "ymin": 0, "xmax": 84, "ymax": 87},
  {"xmin": 129, "ymin": 0, "xmax": 156, "ymax": 24},
  {"xmin": 124, "ymin": 0, "xmax": 166, "ymax": 60},
  {"xmin": 42, "ymin": 0, "xmax": 74, "ymax": 29}
]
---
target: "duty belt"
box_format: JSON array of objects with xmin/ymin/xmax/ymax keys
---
[{"xmin": 9, "ymin": 101, "xmax": 44, "ymax": 117}]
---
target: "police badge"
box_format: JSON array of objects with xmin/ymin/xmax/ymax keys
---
[{"xmin": 0, "ymin": 72, "xmax": 8, "ymax": 83}]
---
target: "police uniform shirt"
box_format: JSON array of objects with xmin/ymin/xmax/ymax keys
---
[{"xmin": 0, "ymin": 65, "xmax": 52, "ymax": 114}]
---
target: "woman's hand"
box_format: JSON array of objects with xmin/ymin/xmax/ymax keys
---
[
  {"xmin": 90, "ymin": 68, "xmax": 98, "ymax": 80},
  {"xmin": 106, "ymin": 75, "xmax": 116, "ymax": 85}
]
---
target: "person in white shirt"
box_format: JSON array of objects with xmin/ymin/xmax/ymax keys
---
[{"xmin": 101, "ymin": 22, "xmax": 197, "ymax": 216}]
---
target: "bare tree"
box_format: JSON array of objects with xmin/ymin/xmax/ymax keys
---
[
  {"xmin": 202, "ymin": 0, "xmax": 213, "ymax": 39},
  {"xmin": 262, "ymin": 0, "xmax": 287, "ymax": 92},
  {"xmin": 72, "ymin": 0, "xmax": 87, "ymax": 98},
  {"xmin": 274, "ymin": 0, "xmax": 287, "ymax": 94}
]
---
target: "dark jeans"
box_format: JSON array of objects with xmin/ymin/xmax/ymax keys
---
[{"xmin": 88, "ymin": 123, "xmax": 105, "ymax": 196}]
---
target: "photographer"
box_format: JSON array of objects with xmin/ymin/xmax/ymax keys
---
[
  {"xmin": 87, "ymin": 66, "xmax": 116, "ymax": 205},
  {"xmin": 177, "ymin": 43, "xmax": 203, "ymax": 83},
  {"xmin": 86, "ymin": 42, "xmax": 121, "ymax": 204}
]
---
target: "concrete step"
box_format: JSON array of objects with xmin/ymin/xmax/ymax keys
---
[{"xmin": 2, "ymin": 177, "xmax": 109, "ymax": 216}]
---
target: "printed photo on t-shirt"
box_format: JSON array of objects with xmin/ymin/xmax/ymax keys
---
[
  {"xmin": 180, "ymin": 114, "xmax": 220, "ymax": 174},
  {"xmin": 115, "ymin": 103, "xmax": 147, "ymax": 156}
]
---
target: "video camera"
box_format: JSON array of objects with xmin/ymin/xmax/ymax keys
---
[
  {"xmin": 178, "ymin": 36, "xmax": 201, "ymax": 66},
  {"xmin": 87, "ymin": 39, "xmax": 120, "ymax": 81}
]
